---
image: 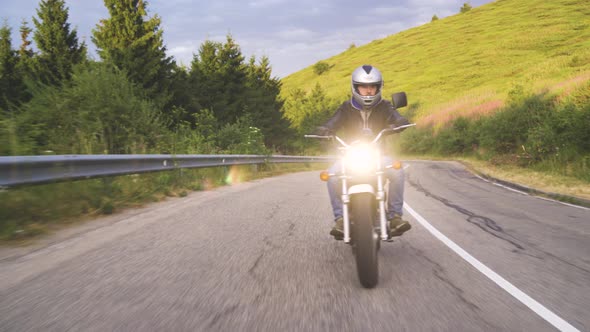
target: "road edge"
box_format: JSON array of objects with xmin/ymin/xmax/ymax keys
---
[{"xmin": 458, "ymin": 161, "xmax": 590, "ymax": 209}]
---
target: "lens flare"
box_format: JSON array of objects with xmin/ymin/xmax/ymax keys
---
[{"xmin": 225, "ymin": 165, "xmax": 245, "ymax": 185}]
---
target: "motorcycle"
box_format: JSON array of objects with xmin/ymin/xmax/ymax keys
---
[{"xmin": 305, "ymin": 92, "xmax": 414, "ymax": 288}]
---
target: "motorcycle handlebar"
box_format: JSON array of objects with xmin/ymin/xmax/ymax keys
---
[
  {"xmin": 303, "ymin": 135, "xmax": 331, "ymax": 139},
  {"xmin": 305, "ymin": 123, "xmax": 415, "ymax": 146},
  {"xmin": 372, "ymin": 123, "xmax": 416, "ymax": 143}
]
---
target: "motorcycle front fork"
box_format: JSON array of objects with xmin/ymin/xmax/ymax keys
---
[
  {"xmin": 376, "ymin": 171, "xmax": 388, "ymax": 241},
  {"xmin": 341, "ymin": 172, "xmax": 388, "ymax": 243}
]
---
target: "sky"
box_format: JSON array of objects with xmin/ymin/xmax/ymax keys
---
[{"xmin": 1, "ymin": 0, "xmax": 495, "ymax": 78}]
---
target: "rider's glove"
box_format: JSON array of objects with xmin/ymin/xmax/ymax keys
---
[
  {"xmin": 314, "ymin": 126, "xmax": 333, "ymax": 136},
  {"xmin": 390, "ymin": 118, "xmax": 410, "ymax": 133}
]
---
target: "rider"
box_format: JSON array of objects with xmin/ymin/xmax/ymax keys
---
[{"xmin": 315, "ymin": 64, "xmax": 411, "ymax": 240}]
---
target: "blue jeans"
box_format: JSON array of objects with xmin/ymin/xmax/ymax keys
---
[{"xmin": 327, "ymin": 156, "xmax": 404, "ymax": 220}]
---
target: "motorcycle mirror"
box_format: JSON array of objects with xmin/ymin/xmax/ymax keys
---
[{"xmin": 392, "ymin": 92, "xmax": 407, "ymax": 108}]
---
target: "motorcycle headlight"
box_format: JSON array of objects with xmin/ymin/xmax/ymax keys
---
[{"xmin": 344, "ymin": 144, "xmax": 379, "ymax": 174}]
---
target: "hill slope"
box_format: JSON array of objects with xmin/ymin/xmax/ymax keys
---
[{"xmin": 280, "ymin": 0, "xmax": 590, "ymax": 124}]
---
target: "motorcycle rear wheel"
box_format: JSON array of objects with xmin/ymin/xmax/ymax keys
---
[{"xmin": 350, "ymin": 193, "xmax": 379, "ymax": 288}]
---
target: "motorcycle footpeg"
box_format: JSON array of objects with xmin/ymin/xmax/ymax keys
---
[{"xmin": 376, "ymin": 227, "xmax": 394, "ymax": 242}]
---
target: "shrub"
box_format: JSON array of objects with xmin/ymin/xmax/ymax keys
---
[
  {"xmin": 215, "ymin": 115, "xmax": 268, "ymax": 154},
  {"xmin": 460, "ymin": 2, "xmax": 472, "ymax": 13},
  {"xmin": 313, "ymin": 61, "xmax": 333, "ymax": 76},
  {"xmin": 17, "ymin": 62, "xmax": 168, "ymax": 154},
  {"xmin": 435, "ymin": 117, "xmax": 477, "ymax": 154},
  {"xmin": 399, "ymin": 126, "xmax": 436, "ymax": 154}
]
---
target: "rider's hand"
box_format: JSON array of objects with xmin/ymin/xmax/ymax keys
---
[
  {"xmin": 397, "ymin": 118, "xmax": 410, "ymax": 127},
  {"xmin": 314, "ymin": 126, "xmax": 333, "ymax": 136},
  {"xmin": 390, "ymin": 119, "xmax": 410, "ymax": 133}
]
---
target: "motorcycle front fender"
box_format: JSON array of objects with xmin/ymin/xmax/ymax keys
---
[{"xmin": 347, "ymin": 184, "xmax": 375, "ymax": 195}]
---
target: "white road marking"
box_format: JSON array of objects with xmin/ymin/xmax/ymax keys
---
[
  {"xmin": 404, "ymin": 203, "xmax": 580, "ymax": 332},
  {"xmin": 473, "ymin": 174, "xmax": 590, "ymax": 211},
  {"xmin": 534, "ymin": 196, "xmax": 590, "ymax": 210},
  {"xmin": 473, "ymin": 174, "xmax": 529, "ymax": 195}
]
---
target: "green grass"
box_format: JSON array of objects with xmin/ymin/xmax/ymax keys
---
[{"xmin": 280, "ymin": 0, "xmax": 590, "ymax": 124}]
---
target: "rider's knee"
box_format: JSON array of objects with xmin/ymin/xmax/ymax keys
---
[{"xmin": 386, "ymin": 167, "xmax": 404, "ymax": 180}]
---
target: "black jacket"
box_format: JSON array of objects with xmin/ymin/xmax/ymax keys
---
[{"xmin": 320, "ymin": 99, "xmax": 409, "ymax": 142}]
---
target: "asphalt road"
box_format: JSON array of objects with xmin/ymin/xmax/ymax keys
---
[{"xmin": 1, "ymin": 161, "xmax": 588, "ymax": 331}]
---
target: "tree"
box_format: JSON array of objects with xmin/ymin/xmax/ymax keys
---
[
  {"xmin": 244, "ymin": 55, "xmax": 293, "ymax": 149},
  {"xmin": 167, "ymin": 63, "xmax": 198, "ymax": 126},
  {"xmin": 16, "ymin": 20, "xmax": 35, "ymax": 104},
  {"xmin": 299, "ymin": 83, "xmax": 337, "ymax": 136},
  {"xmin": 0, "ymin": 23, "xmax": 20, "ymax": 113},
  {"xmin": 21, "ymin": 63, "xmax": 167, "ymax": 154},
  {"xmin": 92, "ymin": 0, "xmax": 173, "ymax": 107},
  {"xmin": 431, "ymin": 15, "xmax": 439, "ymax": 22},
  {"xmin": 18, "ymin": 20, "xmax": 34, "ymax": 66},
  {"xmin": 284, "ymin": 83, "xmax": 336, "ymax": 134},
  {"xmin": 190, "ymin": 39, "xmax": 219, "ymax": 112},
  {"xmin": 190, "ymin": 35, "xmax": 248, "ymax": 124},
  {"xmin": 32, "ymin": 0, "xmax": 87, "ymax": 86},
  {"xmin": 215, "ymin": 34, "xmax": 248, "ymax": 123},
  {"xmin": 282, "ymin": 83, "xmax": 338, "ymax": 153},
  {"xmin": 460, "ymin": 2, "xmax": 472, "ymax": 13},
  {"xmin": 188, "ymin": 36, "xmax": 295, "ymax": 150}
]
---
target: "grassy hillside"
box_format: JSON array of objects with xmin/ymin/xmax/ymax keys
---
[{"xmin": 280, "ymin": 0, "xmax": 590, "ymax": 125}]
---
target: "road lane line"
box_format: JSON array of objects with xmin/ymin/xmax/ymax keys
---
[
  {"xmin": 473, "ymin": 174, "xmax": 529, "ymax": 195},
  {"xmin": 473, "ymin": 174, "xmax": 590, "ymax": 211},
  {"xmin": 404, "ymin": 203, "xmax": 580, "ymax": 332}
]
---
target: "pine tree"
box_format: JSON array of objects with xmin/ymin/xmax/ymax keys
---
[
  {"xmin": 167, "ymin": 63, "xmax": 199, "ymax": 126},
  {"xmin": 32, "ymin": 0, "xmax": 87, "ymax": 86},
  {"xmin": 16, "ymin": 20, "xmax": 35, "ymax": 104},
  {"xmin": 92, "ymin": 0, "xmax": 173, "ymax": 107},
  {"xmin": 191, "ymin": 35, "xmax": 246, "ymax": 124},
  {"xmin": 190, "ymin": 35, "xmax": 248, "ymax": 124},
  {"xmin": 189, "ymin": 35, "xmax": 293, "ymax": 149},
  {"xmin": 18, "ymin": 21, "xmax": 35, "ymax": 71},
  {"xmin": 18, "ymin": 21, "xmax": 34, "ymax": 59},
  {"xmin": 216, "ymin": 35, "xmax": 247, "ymax": 123},
  {"xmin": 298, "ymin": 83, "xmax": 336, "ymax": 137},
  {"xmin": 244, "ymin": 55, "xmax": 292, "ymax": 149},
  {"xmin": 190, "ymin": 40, "xmax": 223, "ymax": 121},
  {"xmin": 0, "ymin": 23, "xmax": 19, "ymax": 113}
]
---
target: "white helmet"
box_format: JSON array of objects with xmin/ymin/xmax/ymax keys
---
[{"xmin": 351, "ymin": 65, "xmax": 383, "ymax": 108}]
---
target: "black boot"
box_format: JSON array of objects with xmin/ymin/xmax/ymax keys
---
[
  {"xmin": 389, "ymin": 214, "xmax": 411, "ymax": 237},
  {"xmin": 330, "ymin": 217, "xmax": 344, "ymax": 240}
]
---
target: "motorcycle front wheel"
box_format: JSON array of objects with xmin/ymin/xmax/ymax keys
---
[{"xmin": 350, "ymin": 193, "xmax": 379, "ymax": 288}]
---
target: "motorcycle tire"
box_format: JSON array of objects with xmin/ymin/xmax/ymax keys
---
[{"xmin": 350, "ymin": 193, "xmax": 379, "ymax": 288}]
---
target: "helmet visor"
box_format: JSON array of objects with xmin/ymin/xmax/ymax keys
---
[{"xmin": 353, "ymin": 83, "xmax": 381, "ymax": 96}]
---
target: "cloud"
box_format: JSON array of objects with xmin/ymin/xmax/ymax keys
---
[
  {"xmin": 202, "ymin": 15, "xmax": 224, "ymax": 24},
  {"xmin": 248, "ymin": 0, "xmax": 288, "ymax": 8},
  {"xmin": 276, "ymin": 28, "xmax": 315, "ymax": 40},
  {"xmin": 368, "ymin": 6, "xmax": 415, "ymax": 16}
]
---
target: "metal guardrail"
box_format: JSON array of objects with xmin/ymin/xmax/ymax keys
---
[{"xmin": 0, "ymin": 154, "xmax": 336, "ymax": 188}]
